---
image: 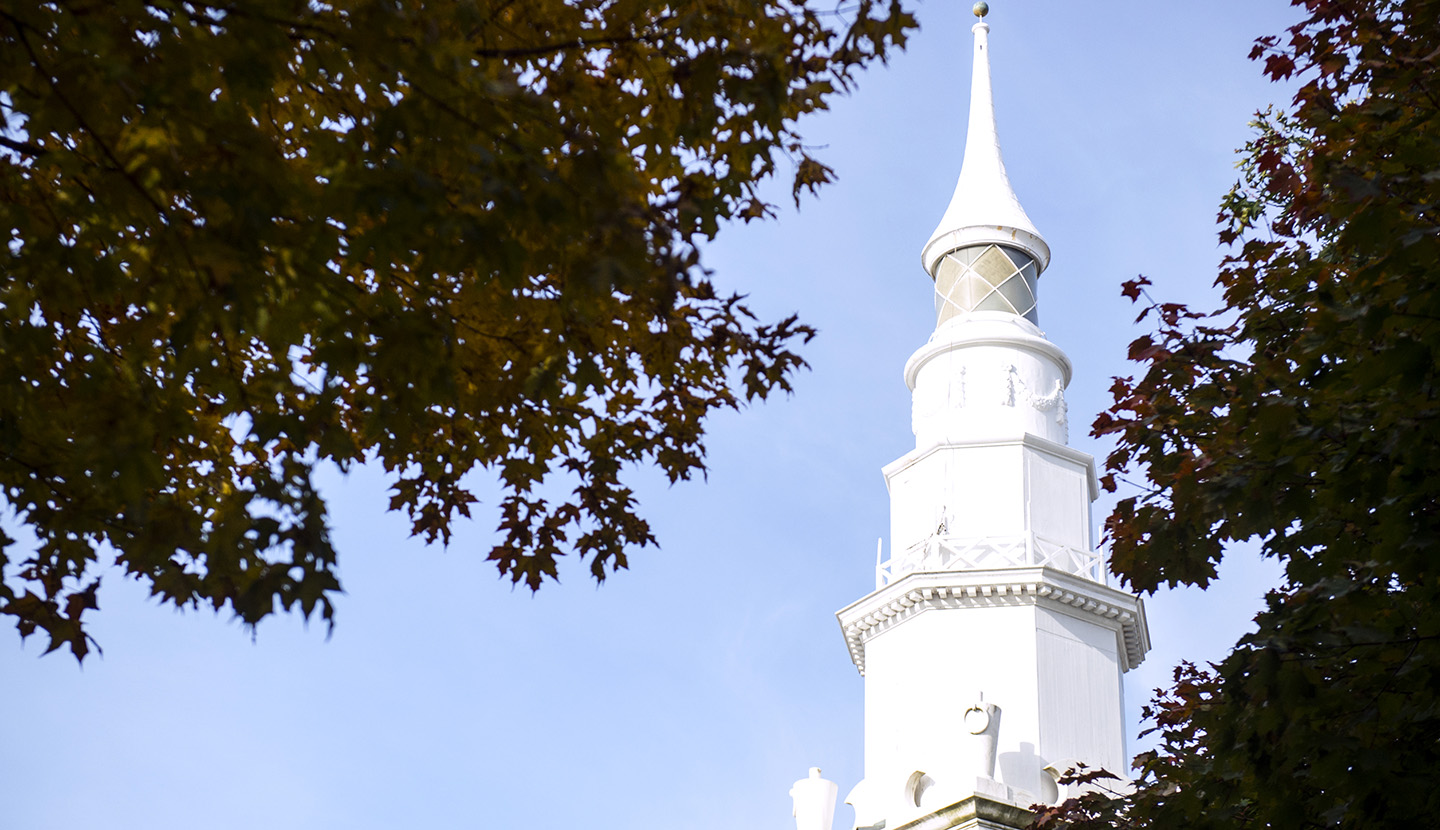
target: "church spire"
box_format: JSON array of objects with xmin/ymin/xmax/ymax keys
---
[
  {"xmin": 921, "ymin": 4, "xmax": 1050, "ymax": 289},
  {"xmin": 793, "ymin": 7, "xmax": 1151, "ymax": 828}
]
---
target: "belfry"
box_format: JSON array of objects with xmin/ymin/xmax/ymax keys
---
[{"xmin": 791, "ymin": 5, "xmax": 1151, "ymax": 829}]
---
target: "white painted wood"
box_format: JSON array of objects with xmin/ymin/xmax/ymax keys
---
[
  {"xmin": 815, "ymin": 11, "xmax": 1153, "ymax": 830},
  {"xmin": 791, "ymin": 768, "xmax": 840, "ymax": 830},
  {"xmin": 922, "ymin": 21, "xmax": 1051, "ymax": 275}
]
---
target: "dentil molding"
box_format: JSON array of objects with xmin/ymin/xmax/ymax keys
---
[{"xmin": 835, "ymin": 566, "xmax": 1150, "ymax": 676}]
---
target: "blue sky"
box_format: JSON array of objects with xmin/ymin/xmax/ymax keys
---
[{"xmin": 3, "ymin": 2, "xmax": 1299, "ymax": 828}]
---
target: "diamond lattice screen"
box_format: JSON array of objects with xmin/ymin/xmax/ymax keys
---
[{"xmin": 933, "ymin": 244, "xmax": 1039, "ymax": 325}]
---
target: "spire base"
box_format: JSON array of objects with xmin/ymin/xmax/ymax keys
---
[{"xmin": 922, "ymin": 224, "xmax": 1051, "ymax": 279}]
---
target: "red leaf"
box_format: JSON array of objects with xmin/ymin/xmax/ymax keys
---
[{"xmin": 1121, "ymin": 275, "xmax": 1152, "ymax": 301}]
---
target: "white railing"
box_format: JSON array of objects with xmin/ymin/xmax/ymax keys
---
[{"xmin": 876, "ymin": 533, "xmax": 1106, "ymax": 588}]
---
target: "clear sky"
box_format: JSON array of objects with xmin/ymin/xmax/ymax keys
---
[{"xmin": 3, "ymin": 2, "xmax": 1299, "ymax": 828}]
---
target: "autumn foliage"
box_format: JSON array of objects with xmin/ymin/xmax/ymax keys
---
[
  {"xmin": 0, "ymin": 1, "xmax": 916, "ymax": 657},
  {"xmin": 1034, "ymin": 0, "xmax": 1440, "ymax": 827}
]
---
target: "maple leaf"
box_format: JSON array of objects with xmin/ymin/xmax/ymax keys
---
[
  {"xmin": 1069, "ymin": 2, "xmax": 1440, "ymax": 829},
  {"xmin": 0, "ymin": 0, "xmax": 916, "ymax": 657}
]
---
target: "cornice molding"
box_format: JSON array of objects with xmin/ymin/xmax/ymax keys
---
[
  {"xmin": 835, "ymin": 567, "xmax": 1150, "ymax": 677},
  {"xmin": 890, "ymin": 793, "xmax": 1034, "ymax": 830},
  {"xmin": 903, "ymin": 320, "xmax": 1073, "ymax": 392},
  {"xmin": 921, "ymin": 225, "xmax": 1051, "ymax": 279}
]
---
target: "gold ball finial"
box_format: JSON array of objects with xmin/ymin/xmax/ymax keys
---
[{"xmin": 973, "ymin": 1, "xmax": 989, "ymax": 17}]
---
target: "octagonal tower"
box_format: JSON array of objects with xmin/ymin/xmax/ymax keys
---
[{"xmin": 793, "ymin": 9, "xmax": 1152, "ymax": 830}]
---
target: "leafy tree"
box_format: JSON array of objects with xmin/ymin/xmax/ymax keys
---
[
  {"xmin": 0, "ymin": 0, "xmax": 915, "ymax": 658},
  {"xmin": 1031, "ymin": 0, "xmax": 1440, "ymax": 828}
]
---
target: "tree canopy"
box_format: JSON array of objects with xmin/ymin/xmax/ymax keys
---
[
  {"xmin": 1034, "ymin": 0, "xmax": 1440, "ymax": 827},
  {"xmin": 0, "ymin": 0, "xmax": 915, "ymax": 658}
]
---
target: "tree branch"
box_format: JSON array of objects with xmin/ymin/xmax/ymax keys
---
[{"xmin": 0, "ymin": 134, "xmax": 46, "ymax": 157}]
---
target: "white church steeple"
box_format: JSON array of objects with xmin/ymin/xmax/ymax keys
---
[
  {"xmin": 921, "ymin": 4, "xmax": 1049, "ymax": 281},
  {"xmin": 792, "ymin": 7, "xmax": 1151, "ymax": 830}
]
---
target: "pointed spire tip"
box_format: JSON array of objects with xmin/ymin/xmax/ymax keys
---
[{"xmin": 921, "ymin": 0, "xmax": 1050, "ymax": 277}]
